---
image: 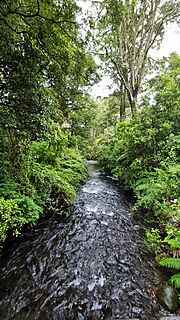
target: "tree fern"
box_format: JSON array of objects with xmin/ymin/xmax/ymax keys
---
[
  {"xmin": 159, "ymin": 258, "xmax": 180, "ymax": 269},
  {"xmin": 169, "ymin": 273, "xmax": 180, "ymax": 289}
]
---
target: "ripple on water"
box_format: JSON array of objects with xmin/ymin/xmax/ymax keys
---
[{"xmin": 0, "ymin": 162, "xmax": 163, "ymax": 320}]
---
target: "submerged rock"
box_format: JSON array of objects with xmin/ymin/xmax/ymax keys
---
[{"xmin": 156, "ymin": 285, "xmax": 179, "ymax": 312}]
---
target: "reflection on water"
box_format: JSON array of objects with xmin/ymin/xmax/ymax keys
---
[{"xmin": 0, "ymin": 161, "xmax": 162, "ymax": 319}]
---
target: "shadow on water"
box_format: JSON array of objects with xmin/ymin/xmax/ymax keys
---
[{"xmin": 0, "ymin": 160, "xmax": 165, "ymax": 319}]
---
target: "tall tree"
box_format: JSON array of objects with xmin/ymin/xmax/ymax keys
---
[
  {"xmin": 95, "ymin": 0, "xmax": 180, "ymax": 117},
  {"xmin": 0, "ymin": 0, "xmax": 98, "ymax": 174}
]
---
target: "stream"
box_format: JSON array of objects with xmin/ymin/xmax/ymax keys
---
[{"xmin": 0, "ymin": 161, "xmax": 166, "ymax": 319}]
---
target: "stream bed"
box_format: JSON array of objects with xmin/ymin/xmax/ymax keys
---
[{"xmin": 0, "ymin": 161, "xmax": 169, "ymax": 319}]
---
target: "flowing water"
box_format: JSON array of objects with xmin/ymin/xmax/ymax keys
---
[{"xmin": 0, "ymin": 161, "xmax": 163, "ymax": 319}]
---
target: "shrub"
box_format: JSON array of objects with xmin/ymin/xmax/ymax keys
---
[
  {"xmin": 0, "ymin": 125, "xmax": 87, "ymax": 247},
  {"xmin": 0, "ymin": 196, "xmax": 42, "ymax": 242}
]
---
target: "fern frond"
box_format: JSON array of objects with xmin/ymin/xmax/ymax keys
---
[
  {"xmin": 169, "ymin": 273, "xmax": 180, "ymax": 289},
  {"xmin": 159, "ymin": 258, "xmax": 180, "ymax": 269}
]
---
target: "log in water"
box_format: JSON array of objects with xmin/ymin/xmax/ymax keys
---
[{"xmin": 0, "ymin": 161, "xmax": 165, "ymax": 319}]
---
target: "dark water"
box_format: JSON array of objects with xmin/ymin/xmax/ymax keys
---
[{"xmin": 0, "ymin": 161, "xmax": 162, "ymax": 319}]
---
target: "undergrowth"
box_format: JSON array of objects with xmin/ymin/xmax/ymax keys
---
[
  {"xmin": 96, "ymin": 58, "xmax": 180, "ymax": 294},
  {"xmin": 0, "ymin": 122, "xmax": 87, "ymax": 247}
]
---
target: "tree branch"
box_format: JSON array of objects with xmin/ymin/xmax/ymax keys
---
[
  {"xmin": 0, "ymin": 17, "xmax": 28, "ymax": 34},
  {"xmin": 5, "ymin": 0, "xmax": 40, "ymax": 18},
  {"xmin": 104, "ymin": 46, "xmax": 131, "ymax": 95}
]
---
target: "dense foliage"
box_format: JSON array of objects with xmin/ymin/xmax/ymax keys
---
[
  {"xmin": 0, "ymin": 0, "xmax": 180, "ymax": 300},
  {"xmin": 96, "ymin": 54, "xmax": 180, "ymax": 290},
  {"xmin": 0, "ymin": 0, "xmax": 98, "ymax": 247},
  {"xmin": 0, "ymin": 123, "xmax": 87, "ymax": 244}
]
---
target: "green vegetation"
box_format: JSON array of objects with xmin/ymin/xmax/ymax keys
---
[
  {"xmin": 0, "ymin": 0, "xmax": 180, "ymax": 298},
  {"xmin": 0, "ymin": 0, "xmax": 97, "ymax": 247},
  {"xmin": 0, "ymin": 128, "xmax": 87, "ymax": 244},
  {"xmin": 96, "ymin": 54, "xmax": 180, "ymax": 291}
]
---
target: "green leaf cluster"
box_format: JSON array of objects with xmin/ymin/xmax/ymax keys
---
[
  {"xmin": 20, "ymin": 129, "xmax": 87, "ymax": 207},
  {"xmin": 0, "ymin": 126, "xmax": 87, "ymax": 246},
  {"xmin": 160, "ymin": 258, "xmax": 180, "ymax": 289},
  {"xmin": 0, "ymin": 196, "xmax": 42, "ymax": 242},
  {"xmin": 159, "ymin": 228, "xmax": 180, "ymax": 289}
]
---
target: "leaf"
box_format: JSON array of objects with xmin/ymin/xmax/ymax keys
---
[
  {"xmin": 159, "ymin": 258, "xmax": 180, "ymax": 270},
  {"xmin": 169, "ymin": 273, "xmax": 180, "ymax": 288}
]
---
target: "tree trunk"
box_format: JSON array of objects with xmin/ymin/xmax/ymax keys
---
[
  {"xmin": 131, "ymin": 98, "xmax": 137, "ymax": 117},
  {"xmin": 120, "ymin": 84, "xmax": 126, "ymax": 122},
  {"xmin": 127, "ymin": 89, "xmax": 137, "ymax": 117}
]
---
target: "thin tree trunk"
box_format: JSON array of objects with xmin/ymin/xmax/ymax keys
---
[
  {"xmin": 127, "ymin": 91, "xmax": 137, "ymax": 117},
  {"xmin": 131, "ymin": 98, "xmax": 137, "ymax": 117},
  {"xmin": 120, "ymin": 85, "xmax": 126, "ymax": 122}
]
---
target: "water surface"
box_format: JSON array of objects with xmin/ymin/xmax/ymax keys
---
[{"xmin": 0, "ymin": 161, "xmax": 161, "ymax": 319}]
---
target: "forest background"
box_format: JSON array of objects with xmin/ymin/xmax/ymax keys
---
[{"xmin": 0, "ymin": 0, "xmax": 180, "ymax": 296}]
